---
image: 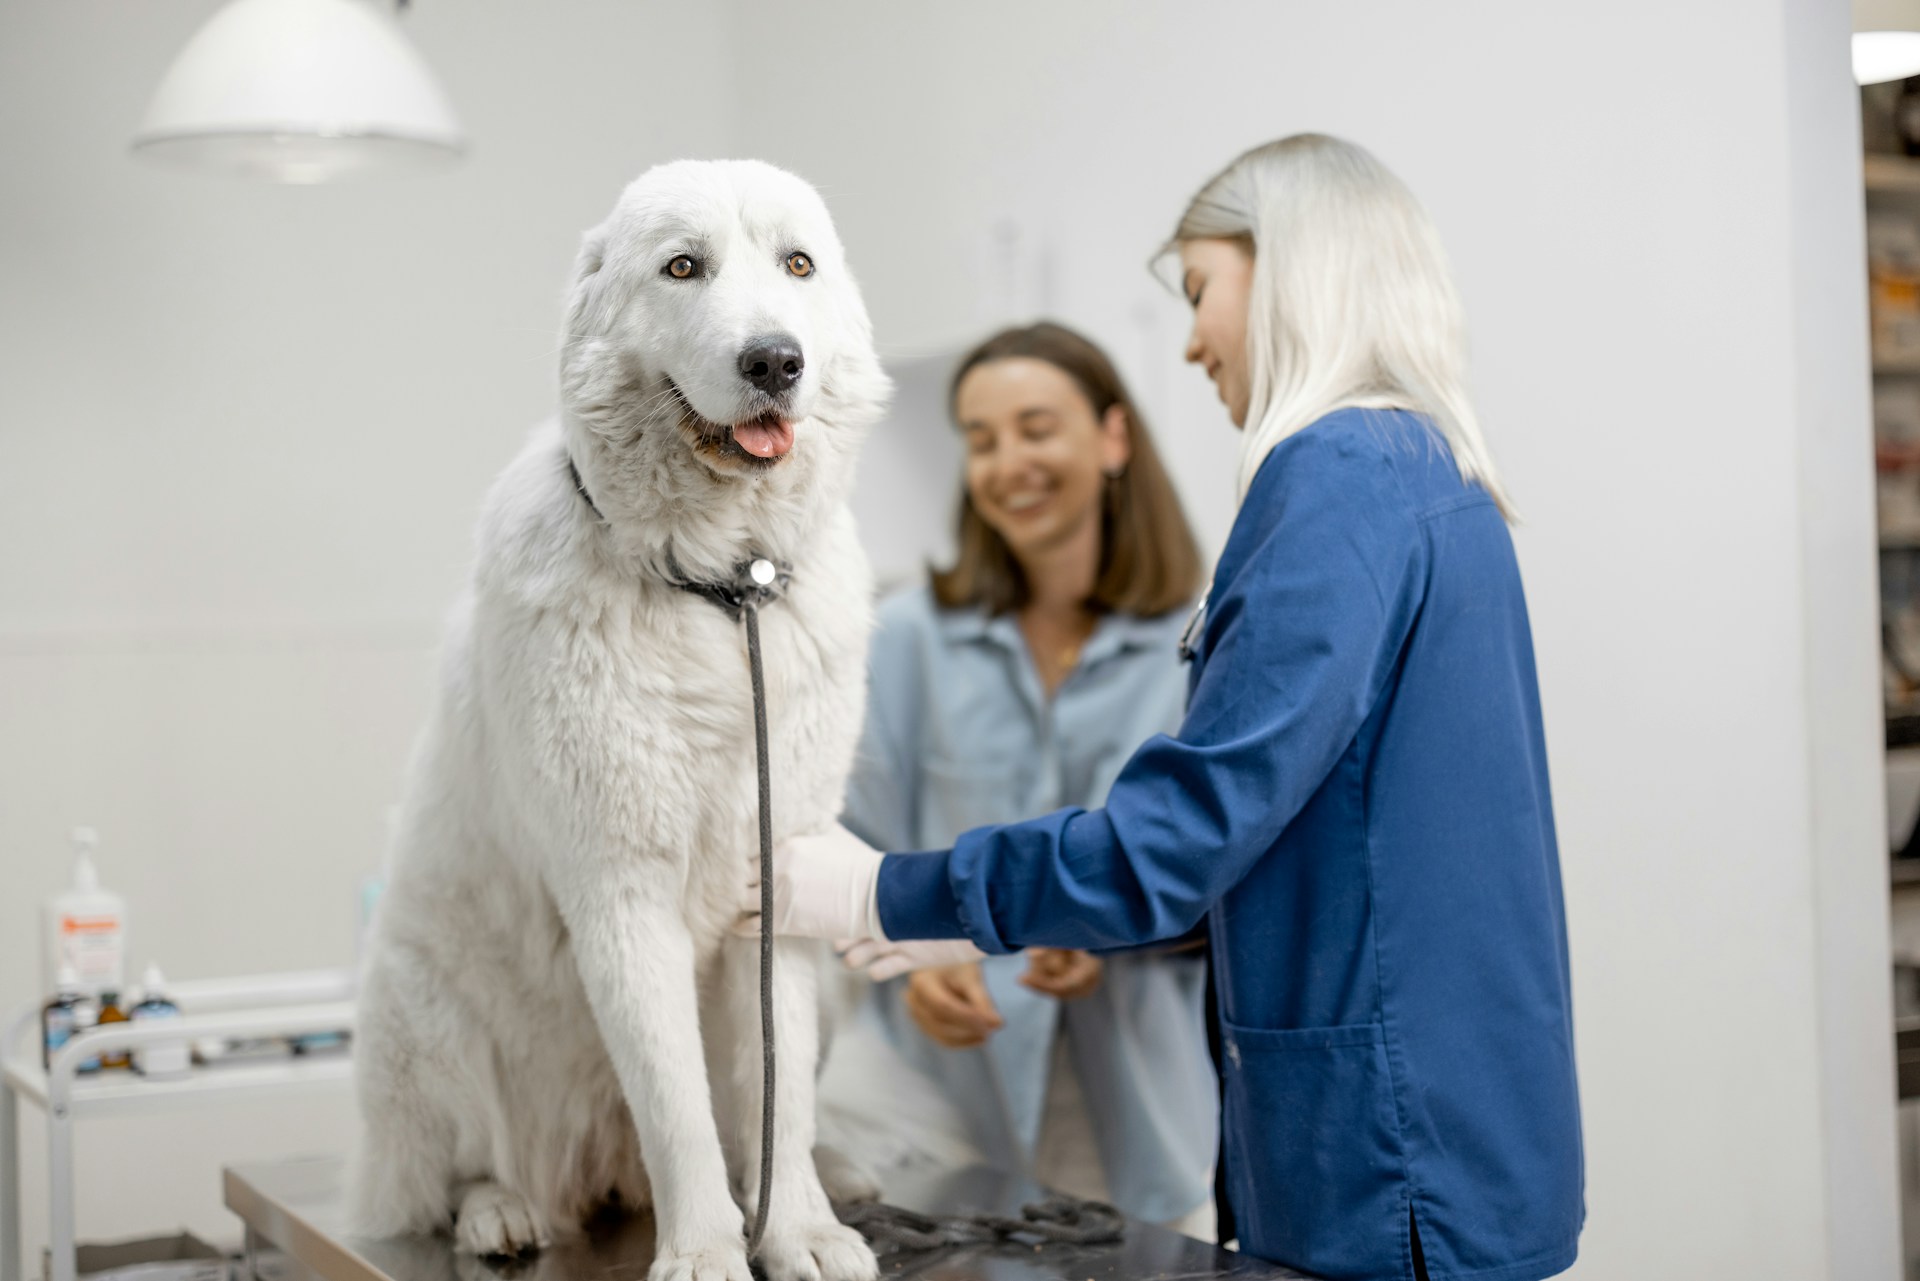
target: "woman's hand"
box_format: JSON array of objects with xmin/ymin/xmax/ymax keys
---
[
  {"xmin": 1019, "ymin": 948, "xmax": 1103, "ymax": 1000},
  {"xmin": 903, "ymin": 962, "xmax": 1004, "ymax": 1049}
]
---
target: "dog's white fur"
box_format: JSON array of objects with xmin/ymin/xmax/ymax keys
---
[{"xmin": 350, "ymin": 160, "xmax": 890, "ymax": 1281}]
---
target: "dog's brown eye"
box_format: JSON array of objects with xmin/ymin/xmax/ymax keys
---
[
  {"xmin": 666, "ymin": 255, "xmax": 698, "ymax": 279},
  {"xmin": 786, "ymin": 252, "xmax": 813, "ymax": 278}
]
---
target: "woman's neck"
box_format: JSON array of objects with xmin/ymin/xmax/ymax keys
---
[
  {"xmin": 1015, "ymin": 515, "xmax": 1101, "ymax": 696},
  {"xmin": 1016, "ymin": 513, "xmax": 1100, "ymax": 626}
]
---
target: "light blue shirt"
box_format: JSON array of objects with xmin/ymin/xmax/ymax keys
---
[{"xmin": 841, "ymin": 586, "xmax": 1218, "ymax": 1224}]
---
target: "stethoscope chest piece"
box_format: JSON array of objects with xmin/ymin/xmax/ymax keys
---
[{"xmin": 1178, "ymin": 583, "xmax": 1211, "ymax": 663}]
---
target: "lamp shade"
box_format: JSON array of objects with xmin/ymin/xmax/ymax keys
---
[
  {"xmin": 132, "ymin": 0, "xmax": 464, "ymax": 182},
  {"xmin": 1856, "ymin": 0, "xmax": 1920, "ymax": 85}
]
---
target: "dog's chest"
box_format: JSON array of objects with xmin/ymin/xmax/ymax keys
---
[
  {"xmin": 628, "ymin": 584, "xmax": 863, "ymax": 932},
  {"xmin": 595, "ymin": 579, "xmax": 865, "ymax": 825}
]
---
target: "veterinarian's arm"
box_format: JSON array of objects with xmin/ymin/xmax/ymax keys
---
[{"xmin": 879, "ymin": 438, "xmax": 1426, "ymax": 954}]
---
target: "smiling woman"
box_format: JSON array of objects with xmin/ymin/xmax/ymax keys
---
[{"xmin": 835, "ymin": 322, "xmax": 1218, "ymax": 1234}]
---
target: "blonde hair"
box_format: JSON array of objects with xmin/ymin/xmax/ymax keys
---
[{"xmin": 1169, "ymin": 133, "xmax": 1512, "ymax": 516}]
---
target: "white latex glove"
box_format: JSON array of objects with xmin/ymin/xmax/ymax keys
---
[
  {"xmin": 837, "ymin": 937, "xmax": 988, "ymax": 982},
  {"xmin": 738, "ymin": 822, "xmax": 887, "ymax": 942}
]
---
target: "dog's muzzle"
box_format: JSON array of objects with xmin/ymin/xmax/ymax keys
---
[{"xmin": 669, "ymin": 375, "xmax": 797, "ymax": 466}]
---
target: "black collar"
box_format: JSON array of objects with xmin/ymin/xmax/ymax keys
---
[
  {"xmin": 671, "ymin": 557, "xmax": 794, "ymax": 622},
  {"xmin": 566, "ymin": 453, "xmax": 792, "ymax": 622},
  {"xmin": 568, "ymin": 455, "xmax": 602, "ymax": 520}
]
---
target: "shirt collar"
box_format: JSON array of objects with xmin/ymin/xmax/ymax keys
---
[{"xmin": 933, "ymin": 603, "xmax": 1179, "ymax": 665}]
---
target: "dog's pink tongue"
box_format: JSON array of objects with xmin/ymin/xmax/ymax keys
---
[{"xmin": 732, "ymin": 419, "xmax": 795, "ymax": 458}]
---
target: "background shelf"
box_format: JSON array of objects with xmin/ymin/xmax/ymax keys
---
[{"xmin": 1867, "ymin": 153, "xmax": 1920, "ymax": 195}]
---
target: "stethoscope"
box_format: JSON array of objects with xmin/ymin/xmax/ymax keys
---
[{"xmin": 1177, "ymin": 579, "xmax": 1211, "ymax": 663}]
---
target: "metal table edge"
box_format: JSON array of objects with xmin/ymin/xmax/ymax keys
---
[{"xmin": 224, "ymin": 1164, "xmax": 387, "ymax": 1281}]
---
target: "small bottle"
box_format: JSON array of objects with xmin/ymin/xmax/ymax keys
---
[
  {"xmin": 73, "ymin": 978, "xmax": 101, "ymax": 1073},
  {"xmin": 94, "ymin": 990, "xmax": 130, "ymax": 1069},
  {"xmin": 130, "ymin": 964, "xmax": 190, "ymax": 1080},
  {"xmin": 41, "ymin": 964, "xmax": 97, "ymax": 1071}
]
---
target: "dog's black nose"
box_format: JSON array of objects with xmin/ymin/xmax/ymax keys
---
[{"xmin": 739, "ymin": 336, "xmax": 804, "ymax": 393}]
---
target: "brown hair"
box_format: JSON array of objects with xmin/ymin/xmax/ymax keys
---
[{"xmin": 930, "ymin": 321, "xmax": 1202, "ymax": 618}]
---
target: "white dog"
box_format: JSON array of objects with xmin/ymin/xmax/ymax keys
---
[{"xmin": 349, "ymin": 160, "xmax": 890, "ymax": 1281}]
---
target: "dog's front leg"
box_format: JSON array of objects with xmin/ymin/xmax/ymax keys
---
[
  {"xmin": 718, "ymin": 936, "xmax": 878, "ymax": 1281},
  {"xmin": 551, "ymin": 862, "xmax": 749, "ymax": 1281}
]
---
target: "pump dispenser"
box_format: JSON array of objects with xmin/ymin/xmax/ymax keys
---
[{"xmin": 41, "ymin": 827, "xmax": 127, "ymax": 998}]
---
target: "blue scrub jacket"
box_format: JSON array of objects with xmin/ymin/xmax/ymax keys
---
[{"xmin": 879, "ymin": 408, "xmax": 1585, "ymax": 1281}]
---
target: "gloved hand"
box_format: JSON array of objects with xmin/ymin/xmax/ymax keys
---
[
  {"xmin": 836, "ymin": 937, "xmax": 988, "ymax": 982},
  {"xmin": 739, "ymin": 822, "xmax": 887, "ymax": 942}
]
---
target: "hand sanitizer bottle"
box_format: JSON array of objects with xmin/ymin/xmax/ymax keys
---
[{"xmin": 41, "ymin": 828, "xmax": 127, "ymax": 1000}]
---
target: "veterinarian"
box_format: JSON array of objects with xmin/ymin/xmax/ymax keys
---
[
  {"xmin": 752, "ymin": 133, "xmax": 1584, "ymax": 1281},
  {"xmin": 839, "ymin": 321, "xmax": 1217, "ymax": 1237}
]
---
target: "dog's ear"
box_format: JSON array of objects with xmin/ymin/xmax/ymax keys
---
[
  {"xmin": 574, "ymin": 227, "xmax": 606, "ymax": 281},
  {"xmin": 565, "ymin": 225, "xmax": 612, "ymax": 336},
  {"xmin": 818, "ymin": 263, "xmax": 892, "ymax": 433}
]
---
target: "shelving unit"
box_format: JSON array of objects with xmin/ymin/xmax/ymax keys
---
[
  {"xmin": 1866, "ymin": 152, "xmax": 1920, "ymax": 195},
  {"xmin": 0, "ymin": 970, "xmax": 356, "ymax": 1281},
  {"xmin": 1868, "ymin": 150, "xmax": 1920, "ymax": 826}
]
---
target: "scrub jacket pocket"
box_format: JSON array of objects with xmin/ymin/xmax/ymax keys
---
[{"xmin": 1219, "ymin": 1019, "xmax": 1408, "ymax": 1281}]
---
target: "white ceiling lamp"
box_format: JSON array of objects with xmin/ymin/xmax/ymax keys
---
[
  {"xmin": 1857, "ymin": 0, "xmax": 1920, "ymax": 86},
  {"xmin": 131, "ymin": 0, "xmax": 464, "ymax": 183}
]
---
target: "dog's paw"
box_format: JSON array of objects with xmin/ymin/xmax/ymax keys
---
[
  {"xmin": 755, "ymin": 1218, "xmax": 879, "ymax": 1281},
  {"xmin": 812, "ymin": 1145, "xmax": 880, "ymax": 1204},
  {"xmin": 454, "ymin": 1182, "xmax": 548, "ymax": 1258},
  {"xmin": 647, "ymin": 1241, "xmax": 753, "ymax": 1281}
]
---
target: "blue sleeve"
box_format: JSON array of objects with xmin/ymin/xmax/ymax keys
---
[{"xmin": 878, "ymin": 435, "xmax": 1426, "ymax": 951}]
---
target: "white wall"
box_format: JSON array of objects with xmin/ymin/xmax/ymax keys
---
[{"xmin": 0, "ymin": 1, "xmax": 1897, "ymax": 1278}]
